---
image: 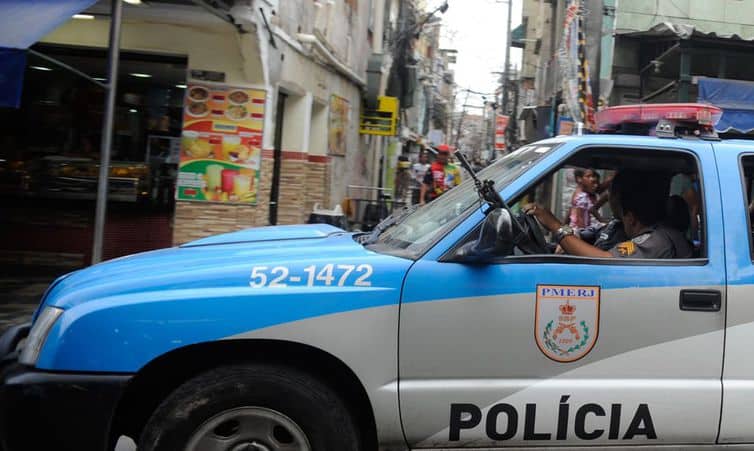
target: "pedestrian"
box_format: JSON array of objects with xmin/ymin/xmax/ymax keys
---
[
  {"xmin": 568, "ymin": 167, "xmax": 601, "ymax": 230},
  {"xmin": 411, "ymin": 150, "xmax": 430, "ymax": 205},
  {"xmin": 394, "ymin": 155, "xmax": 413, "ymax": 207},
  {"xmin": 570, "ymin": 172, "xmax": 623, "ymax": 250},
  {"xmin": 420, "ymin": 144, "xmax": 461, "ymax": 204},
  {"xmin": 670, "ymin": 172, "xmax": 701, "ymax": 245}
]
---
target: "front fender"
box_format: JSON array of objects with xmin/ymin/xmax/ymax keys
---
[{"xmin": 37, "ymin": 253, "xmax": 412, "ymax": 373}]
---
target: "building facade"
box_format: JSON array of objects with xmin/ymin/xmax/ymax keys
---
[
  {"xmin": 517, "ymin": 0, "xmax": 754, "ymax": 143},
  {"xmin": 0, "ymin": 0, "xmax": 404, "ymax": 269}
]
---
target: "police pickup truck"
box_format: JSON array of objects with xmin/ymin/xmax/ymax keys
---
[{"xmin": 2, "ymin": 104, "xmax": 754, "ymax": 451}]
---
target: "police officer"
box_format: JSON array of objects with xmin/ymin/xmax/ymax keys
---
[
  {"xmin": 578, "ymin": 217, "xmax": 627, "ymax": 251},
  {"xmin": 525, "ymin": 170, "xmax": 693, "ymax": 259}
]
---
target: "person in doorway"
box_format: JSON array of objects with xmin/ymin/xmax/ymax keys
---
[{"xmin": 420, "ymin": 144, "xmax": 461, "ymax": 204}]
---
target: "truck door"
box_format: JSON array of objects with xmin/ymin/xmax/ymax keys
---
[
  {"xmin": 717, "ymin": 145, "xmax": 754, "ymax": 444},
  {"xmin": 399, "ymin": 141, "xmax": 726, "ymax": 448}
]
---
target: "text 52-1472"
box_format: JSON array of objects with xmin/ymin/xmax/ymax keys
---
[{"xmin": 249, "ymin": 263, "xmax": 373, "ymax": 288}]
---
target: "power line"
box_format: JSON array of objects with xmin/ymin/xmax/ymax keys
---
[{"xmin": 457, "ymin": 87, "xmax": 497, "ymax": 96}]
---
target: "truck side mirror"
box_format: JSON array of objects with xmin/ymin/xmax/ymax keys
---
[{"xmin": 451, "ymin": 208, "xmax": 515, "ymax": 262}]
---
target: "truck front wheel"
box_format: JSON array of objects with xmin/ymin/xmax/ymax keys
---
[{"xmin": 138, "ymin": 364, "xmax": 361, "ymax": 451}]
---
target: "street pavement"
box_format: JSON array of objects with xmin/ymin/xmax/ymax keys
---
[
  {"xmin": 0, "ymin": 275, "xmax": 53, "ymax": 330},
  {"xmin": 0, "ymin": 271, "xmax": 139, "ymax": 450}
]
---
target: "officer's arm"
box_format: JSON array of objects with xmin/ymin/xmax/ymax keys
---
[
  {"xmin": 558, "ymin": 235, "xmax": 613, "ymax": 258},
  {"xmin": 590, "ymin": 192, "xmax": 608, "ymax": 223},
  {"xmin": 525, "ymin": 203, "xmax": 614, "ymax": 258}
]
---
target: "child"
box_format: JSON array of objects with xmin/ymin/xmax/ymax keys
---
[{"xmin": 569, "ymin": 168, "xmax": 601, "ymax": 229}]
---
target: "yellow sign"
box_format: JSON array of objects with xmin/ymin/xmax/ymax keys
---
[{"xmin": 360, "ymin": 96, "xmax": 398, "ymax": 136}]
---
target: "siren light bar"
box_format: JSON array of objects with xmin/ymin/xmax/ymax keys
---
[{"xmin": 595, "ymin": 103, "xmax": 722, "ymax": 138}]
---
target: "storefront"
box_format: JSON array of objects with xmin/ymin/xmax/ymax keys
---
[
  {"xmin": 0, "ymin": 44, "xmax": 186, "ymax": 267},
  {"xmin": 1, "ymin": 0, "xmax": 374, "ymax": 270},
  {"xmin": 0, "ymin": 0, "xmax": 264, "ymax": 269}
]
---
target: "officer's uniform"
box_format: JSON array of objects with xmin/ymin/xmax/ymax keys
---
[
  {"xmin": 610, "ymin": 224, "xmax": 693, "ymax": 259},
  {"xmin": 579, "ymin": 218, "xmax": 627, "ymax": 251}
]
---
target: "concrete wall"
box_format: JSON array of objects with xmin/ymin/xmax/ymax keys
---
[
  {"xmin": 272, "ymin": 41, "xmax": 367, "ymax": 211},
  {"xmin": 271, "ymin": 1, "xmax": 372, "ymax": 212},
  {"xmin": 609, "ymin": 38, "xmax": 641, "ymax": 105},
  {"xmin": 277, "ymin": 0, "xmax": 370, "ymax": 76}
]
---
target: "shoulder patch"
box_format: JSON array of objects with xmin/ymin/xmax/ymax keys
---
[
  {"xmin": 616, "ymin": 241, "xmax": 636, "ymax": 256},
  {"xmin": 632, "ymin": 233, "xmax": 651, "ymax": 245}
]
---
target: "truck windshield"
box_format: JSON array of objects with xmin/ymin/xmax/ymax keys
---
[{"xmin": 371, "ymin": 142, "xmax": 560, "ymax": 257}]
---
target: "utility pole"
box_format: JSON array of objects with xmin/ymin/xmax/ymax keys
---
[
  {"xmin": 453, "ymin": 90, "xmax": 471, "ymax": 151},
  {"xmin": 92, "ymin": 0, "xmax": 123, "ymax": 264},
  {"xmin": 501, "ymin": 0, "xmax": 513, "ymax": 117}
]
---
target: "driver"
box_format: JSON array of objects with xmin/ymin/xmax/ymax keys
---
[{"xmin": 524, "ymin": 170, "xmax": 693, "ymax": 259}]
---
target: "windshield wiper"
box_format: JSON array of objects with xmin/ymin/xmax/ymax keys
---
[
  {"xmin": 454, "ymin": 150, "xmax": 505, "ymax": 209},
  {"xmin": 359, "ymin": 204, "xmax": 419, "ymax": 245},
  {"xmin": 454, "ymin": 150, "xmax": 530, "ymax": 240}
]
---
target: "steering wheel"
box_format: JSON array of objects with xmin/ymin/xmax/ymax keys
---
[{"xmin": 515, "ymin": 212, "xmax": 549, "ymax": 254}]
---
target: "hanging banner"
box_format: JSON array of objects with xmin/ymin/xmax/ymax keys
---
[
  {"xmin": 177, "ymin": 83, "xmax": 266, "ymax": 204},
  {"xmin": 494, "ymin": 114, "xmax": 510, "ymax": 150},
  {"xmin": 557, "ymin": 0, "xmax": 595, "ymax": 129},
  {"xmin": 558, "ymin": 1, "xmax": 582, "ymax": 124}
]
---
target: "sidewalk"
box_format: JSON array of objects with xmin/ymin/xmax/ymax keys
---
[{"xmin": 0, "ymin": 269, "xmax": 61, "ymax": 330}]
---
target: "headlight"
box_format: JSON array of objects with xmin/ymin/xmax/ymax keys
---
[{"xmin": 19, "ymin": 307, "xmax": 63, "ymax": 366}]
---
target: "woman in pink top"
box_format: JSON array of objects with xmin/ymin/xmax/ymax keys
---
[{"xmin": 569, "ymin": 168, "xmax": 601, "ymax": 229}]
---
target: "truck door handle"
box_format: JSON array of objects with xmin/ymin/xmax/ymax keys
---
[{"xmin": 679, "ymin": 290, "xmax": 721, "ymax": 312}]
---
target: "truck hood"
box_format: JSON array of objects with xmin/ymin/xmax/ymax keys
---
[
  {"xmin": 37, "ymin": 224, "xmax": 414, "ymax": 372},
  {"xmin": 180, "ymin": 223, "xmax": 344, "ymax": 247},
  {"xmin": 41, "ymin": 224, "xmax": 367, "ymax": 311}
]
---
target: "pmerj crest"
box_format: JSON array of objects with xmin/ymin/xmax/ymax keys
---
[{"xmin": 535, "ymin": 285, "xmax": 600, "ymax": 362}]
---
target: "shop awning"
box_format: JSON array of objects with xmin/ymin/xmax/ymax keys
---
[
  {"xmin": 698, "ymin": 77, "xmax": 754, "ymax": 133},
  {"xmin": 622, "ymin": 22, "xmax": 754, "ymax": 42},
  {"xmin": 0, "ymin": 0, "xmax": 97, "ymax": 48},
  {"xmin": 0, "ymin": 0, "xmax": 97, "ymax": 107}
]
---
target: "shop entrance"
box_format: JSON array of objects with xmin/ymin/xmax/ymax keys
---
[{"xmin": 0, "ymin": 44, "xmax": 187, "ymax": 271}]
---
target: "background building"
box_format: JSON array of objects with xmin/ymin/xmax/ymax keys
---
[{"xmin": 516, "ymin": 0, "xmax": 754, "ymax": 143}]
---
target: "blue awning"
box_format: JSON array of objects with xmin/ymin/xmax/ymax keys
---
[
  {"xmin": 0, "ymin": 48, "xmax": 27, "ymax": 108},
  {"xmin": 0, "ymin": 0, "xmax": 97, "ymax": 107},
  {"xmin": 698, "ymin": 77, "xmax": 754, "ymax": 134},
  {"xmin": 0, "ymin": 0, "xmax": 98, "ymax": 49}
]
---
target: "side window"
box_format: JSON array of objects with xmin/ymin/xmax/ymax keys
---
[
  {"xmin": 740, "ymin": 156, "xmax": 754, "ymax": 257},
  {"xmin": 457, "ymin": 146, "xmax": 706, "ymax": 262}
]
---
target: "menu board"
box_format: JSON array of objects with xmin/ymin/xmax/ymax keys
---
[{"xmin": 176, "ymin": 83, "xmax": 266, "ymax": 204}]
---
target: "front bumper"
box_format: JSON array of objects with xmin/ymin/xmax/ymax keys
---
[{"xmin": 0, "ymin": 325, "xmax": 132, "ymax": 451}]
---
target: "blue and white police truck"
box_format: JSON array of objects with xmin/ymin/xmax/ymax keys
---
[{"xmin": 3, "ymin": 104, "xmax": 754, "ymax": 451}]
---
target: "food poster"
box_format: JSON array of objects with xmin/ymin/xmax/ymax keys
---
[
  {"xmin": 328, "ymin": 95, "xmax": 349, "ymax": 156},
  {"xmin": 177, "ymin": 84, "xmax": 266, "ymax": 204}
]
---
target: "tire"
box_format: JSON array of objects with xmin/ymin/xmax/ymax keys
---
[{"xmin": 138, "ymin": 364, "xmax": 361, "ymax": 451}]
